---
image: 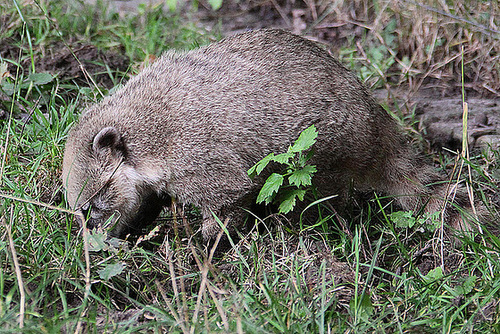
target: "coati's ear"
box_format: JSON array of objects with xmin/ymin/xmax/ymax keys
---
[{"xmin": 92, "ymin": 127, "xmax": 125, "ymax": 155}]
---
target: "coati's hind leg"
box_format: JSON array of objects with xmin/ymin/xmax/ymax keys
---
[{"xmin": 200, "ymin": 205, "xmax": 251, "ymax": 255}]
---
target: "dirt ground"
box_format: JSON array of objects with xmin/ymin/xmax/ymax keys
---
[
  {"xmin": 371, "ymin": 88, "xmax": 500, "ymax": 152},
  {"xmin": 416, "ymin": 93, "xmax": 500, "ymax": 151}
]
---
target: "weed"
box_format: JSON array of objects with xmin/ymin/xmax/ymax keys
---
[{"xmin": 248, "ymin": 125, "xmax": 319, "ymax": 215}]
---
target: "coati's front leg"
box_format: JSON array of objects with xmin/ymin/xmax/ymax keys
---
[
  {"xmin": 200, "ymin": 205, "xmax": 248, "ymax": 242},
  {"xmin": 199, "ymin": 190, "xmax": 257, "ymax": 250}
]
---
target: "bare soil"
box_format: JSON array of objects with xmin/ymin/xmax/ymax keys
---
[
  {"xmin": 0, "ymin": 40, "xmax": 129, "ymax": 117},
  {"xmin": 416, "ymin": 92, "xmax": 500, "ymax": 151},
  {"xmin": 36, "ymin": 43, "xmax": 130, "ymax": 88},
  {"xmin": 372, "ymin": 89, "xmax": 500, "ymax": 152}
]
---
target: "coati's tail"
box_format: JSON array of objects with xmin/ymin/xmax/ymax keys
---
[{"xmin": 376, "ymin": 151, "xmax": 492, "ymax": 236}]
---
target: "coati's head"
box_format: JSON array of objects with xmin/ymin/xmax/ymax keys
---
[{"xmin": 62, "ymin": 126, "xmax": 167, "ymax": 237}]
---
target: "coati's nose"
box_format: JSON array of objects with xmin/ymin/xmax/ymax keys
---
[
  {"xmin": 77, "ymin": 204, "xmax": 101, "ymax": 230},
  {"xmin": 79, "ymin": 203, "xmax": 90, "ymax": 221},
  {"xmin": 86, "ymin": 218, "xmax": 101, "ymax": 229}
]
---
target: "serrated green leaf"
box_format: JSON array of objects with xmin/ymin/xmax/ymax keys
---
[
  {"xmin": 453, "ymin": 275, "xmax": 477, "ymax": 296},
  {"xmin": 248, "ymin": 153, "xmax": 275, "ymax": 177},
  {"xmin": 107, "ymin": 237, "xmax": 125, "ymax": 249},
  {"xmin": 422, "ymin": 211, "xmax": 440, "ymax": 231},
  {"xmin": 247, "ymin": 165, "xmax": 257, "ymax": 178},
  {"xmin": 350, "ymin": 293, "xmax": 373, "ymax": 321},
  {"xmin": 279, "ymin": 193, "xmax": 296, "ymax": 214},
  {"xmin": 278, "ymin": 189, "xmax": 307, "ymax": 214},
  {"xmin": 422, "ymin": 266, "xmax": 443, "ymax": 283},
  {"xmin": 462, "ymin": 275, "xmax": 477, "ymax": 294},
  {"xmin": 289, "ymin": 125, "xmax": 318, "ymax": 153},
  {"xmin": 208, "ymin": 0, "xmax": 223, "ymax": 10},
  {"xmin": 256, "ymin": 173, "xmax": 283, "ymax": 204},
  {"xmin": 87, "ymin": 231, "xmax": 108, "ymax": 252},
  {"xmin": 369, "ymin": 46, "xmax": 385, "ymax": 63},
  {"xmin": 389, "ymin": 210, "xmax": 415, "ymax": 228},
  {"xmin": 1, "ymin": 81, "xmax": 15, "ymax": 95},
  {"xmin": 298, "ymin": 149, "xmax": 315, "ymax": 166},
  {"xmin": 289, "ymin": 165, "xmax": 317, "ymax": 187},
  {"xmin": 296, "ymin": 190, "xmax": 306, "ymax": 201},
  {"xmin": 98, "ymin": 262, "xmax": 125, "ymax": 280},
  {"xmin": 272, "ymin": 152, "xmax": 293, "ymax": 164},
  {"xmin": 27, "ymin": 72, "xmax": 54, "ymax": 86}
]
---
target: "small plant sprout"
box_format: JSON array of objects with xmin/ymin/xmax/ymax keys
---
[{"xmin": 248, "ymin": 125, "xmax": 318, "ymax": 214}]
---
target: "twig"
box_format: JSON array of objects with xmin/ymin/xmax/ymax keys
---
[
  {"xmin": 164, "ymin": 237, "xmax": 188, "ymax": 333},
  {"xmin": 155, "ymin": 279, "xmax": 188, "ymax": 334},
  {"xmin": 189, "ymin": 218, "xmax": 230, "ymax": 333},
  {"xmin": 412, "ymin": 243, "xmax": 432, "ymax": 260},
  {"xmin": 0, "ymin": 192, "xmax": 78, "ymax": 215},
  {"xmin": 174, "ymin": 201, "xmax": 190, "ymax": 324},
  {"xmin": 74, "ymin": 214, "xmax": 90, "ymax": 334},
  {"xmin": 190, "ymin": 260, "xmax": 208, "ymax": 333},
  {"xmin": 2, "ymin": 207, "xmax": 25, "ymax": 328},
  {"xmin": 19, "ymin": 96, "xmax": 42, "ymax": 138}
]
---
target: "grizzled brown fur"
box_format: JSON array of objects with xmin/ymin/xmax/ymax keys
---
[{"xmin": 62, "ymin": 29, "xmax": 478, "ymax": 240}]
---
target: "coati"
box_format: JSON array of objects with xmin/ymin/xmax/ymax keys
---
[{"xmin": 62, "ymin": 29, "xmax": 479, "ymax": 240}]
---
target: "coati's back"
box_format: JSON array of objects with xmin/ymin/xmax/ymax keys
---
[{"xmin": 67, "ymin": 29, "xmax": 399, "ymax": 178}]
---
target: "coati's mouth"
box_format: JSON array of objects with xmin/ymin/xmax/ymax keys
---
[
  {"xmin": 123, "ymin": 192, "xmax": 172, "ymax": 236},
  {"xmin": 80, "ymin": 191, "xmax": 172, "ymax": 239},
  {"xmin": 76, "ymin": 209, "xmax": 121, "ymax": 232}
]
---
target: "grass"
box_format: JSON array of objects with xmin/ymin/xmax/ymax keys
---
[
  {"xmin": 330, "ymin": 0, "xmax": 500, "ymax": 96},
  {"xmin": 0, "ymin": 0, "xmax": 499, "ymax": 332}
]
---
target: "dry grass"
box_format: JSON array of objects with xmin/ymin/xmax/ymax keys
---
[{"xmin": 240, "ymin": 0, "xmax": 500, "ymax": 96}]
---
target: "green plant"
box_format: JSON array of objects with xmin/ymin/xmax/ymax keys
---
[
  {"xmin": 248, "ymin": 125, "xmax": 318, "ymax": 215},
  {"xmin": 389, "ymin": 210, "xmax": 441, "ymax": 231}
]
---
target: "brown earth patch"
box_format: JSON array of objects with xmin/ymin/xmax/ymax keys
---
[
  {"xmin": 0, "ymin": 39, "xmax": 130, "ymax": 116},
  {"xmin": 36, "ymin": 43, "xmax": 130, "ymax": 89},
  {"xmin": 416, "ymin": 94, "xmax": 500, "ymax": 152}
]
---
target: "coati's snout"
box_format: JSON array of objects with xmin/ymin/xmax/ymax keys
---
[{"xmin": 63, "ymin": 126, "xmax": 168, "ymax": 237}]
